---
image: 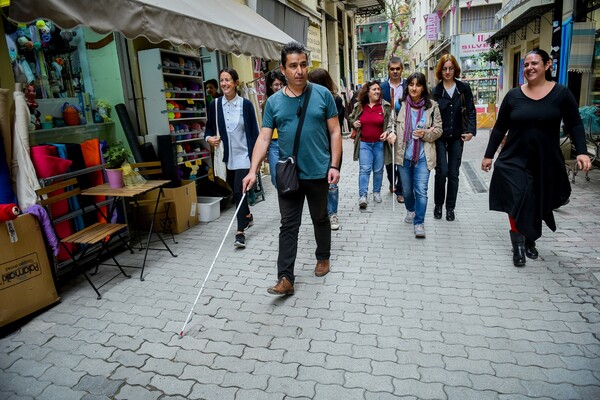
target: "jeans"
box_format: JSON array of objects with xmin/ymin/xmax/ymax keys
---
[
  {"xmin": 327, "ymin": 184, "xmax": 338, "ymax": 216},
  {"xmin": 277, "ymin": 178, "xmax": 330, "ymax": 283},
  {"xmin": 226, "ymin": 168, "xmax": 251, "ymax": 232},
  {"xmin": 358, "ymin": 141, "xmax": 384, "ymax": 197},
  {"xmin": 434, "ymin": 137, "xmax": 464, "ymax": 210},
  {"xmin": 398, "ymin": 156, "xmax": 431, "ymax": 225},
  {"xmin": 268, "ymin": 140, "xmax": 279, "ymax": 187},
  {"xmin": 386, "ymin": 163, "xmax": 402, "ymax": 195}
]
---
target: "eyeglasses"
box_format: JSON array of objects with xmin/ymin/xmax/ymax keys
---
[
  {"xmin": 442, "ymin": 67, "xmax": 455, "ymax": 72},
  {"xmin": 389, "ymin": 67, "xmax": 402, "ymax": 72}
]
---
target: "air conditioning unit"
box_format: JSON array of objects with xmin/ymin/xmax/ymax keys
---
[{"xmin": 438, "ymin": 32, "xmax": 445, "ymax": 41}]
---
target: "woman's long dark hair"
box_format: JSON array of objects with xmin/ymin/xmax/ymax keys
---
[
  {"xmin": 265, "ymin": 70, "xmax": 286, "ymax": 97},
  {"xmin": 357, "ymin": 80, "xmax": 381, "ymax": 106},
  {"xmin": 526, "ymin": 49, "xmax": 553, "ymax": 81},
  {"xmin": 402, "ymin": 72, "xmax": 432, "ymax": 109}
]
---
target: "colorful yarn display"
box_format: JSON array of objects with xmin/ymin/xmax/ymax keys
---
[{"xmin": 0, "ymin": 203, "xmax": 20, "ymax": 222}]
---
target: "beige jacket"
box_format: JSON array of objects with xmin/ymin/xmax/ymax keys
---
[{"xmin": 388, "ymin": 100, "xmax": 443, "ymax": 170}]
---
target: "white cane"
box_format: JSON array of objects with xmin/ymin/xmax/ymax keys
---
[
  {"xmin": 391, "ymin": 88, "xmax": 396, "ymax": 212},
  {"xmin": 179, "ymin": 191, "xmax": 248, "ymax": 337}
]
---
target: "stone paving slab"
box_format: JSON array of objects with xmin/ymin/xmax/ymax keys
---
[{"xmin": 1, "ymin": 131, "xmax": 600, "ymax": 399}]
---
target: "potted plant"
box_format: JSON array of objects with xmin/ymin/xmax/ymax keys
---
[{"xmin": 103, "ymin": 142, "xmax": 132, "ymax": 188}]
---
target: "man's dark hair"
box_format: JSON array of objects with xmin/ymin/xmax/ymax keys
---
[
  {"xmin": 281, "ymin": 41, "xmax": 309, "ymax": 67},
  {"xmin": 205, "ymin": 79, "xmax": 218, "ymax": 88},
  {"xmin": 387, "ymin": 56, "xmax": 403, "ymax": 69}
]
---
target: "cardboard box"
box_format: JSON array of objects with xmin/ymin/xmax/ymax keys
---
[
  {"xmin": 137, "ymin": 181, "xmax": 199, "ymax": 234},
  {"xmin": 197, "ymin": 196, "xmax": 221, "ymax": 222},
  {"xmin": 1, "ymin": 214, "xmax": 60, "ymax": 328}
]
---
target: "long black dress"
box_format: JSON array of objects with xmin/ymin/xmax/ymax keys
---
[{"xmin": 484, "ymin": 84, "xmax": 586, "ymax": 241}]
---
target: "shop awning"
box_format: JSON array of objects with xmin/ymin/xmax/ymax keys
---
[
  {"xmin": 487, "ymin": 3, "xmax": 554, "ymax": 45},
  {"xmin": 423, "ymin": 38, "xmax": 450, "ymax": 63},
  {"xmin": 8, "ymin": 0, "xmax": 295, "ymax": 60}
]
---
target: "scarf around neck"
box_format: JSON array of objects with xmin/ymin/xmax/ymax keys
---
[{"xmin": 403, "ymin": 96, "xmax": 426, "ymax": 163}]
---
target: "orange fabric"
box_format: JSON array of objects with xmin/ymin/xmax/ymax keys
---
[{"xmin": 80, "ymin": 139, "xmax": 107, "ymax": 222}]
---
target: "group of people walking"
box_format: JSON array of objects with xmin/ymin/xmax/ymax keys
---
[
  {"xmin": 348, "ymin": 54, "xmax": 473, "ymax": 238},
  {"xmin": 205, "ymin": 41, "xmax": 591, "ymax": 296}
]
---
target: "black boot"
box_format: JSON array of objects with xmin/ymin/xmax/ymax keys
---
[
  {"xmin": 434, "ymin": 205, "xmax": 442, "ymax": 219},
  {"xmin": 525, "ymin": 239, "xmax": 538, "ymax": 259},
  {"xmin": 509, "ymin": 230, "xmax": 526, "ymax": 267}
]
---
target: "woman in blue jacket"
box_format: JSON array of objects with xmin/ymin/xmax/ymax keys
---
[
  {"xmin": 431, "ymin": 54, "xmax": 477, "ymax": 221},
  {"xmin": 205, "ymin": 67, "xmax": 259, "ymax": 248}
]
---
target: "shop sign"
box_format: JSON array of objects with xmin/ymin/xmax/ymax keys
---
[
  {"xmin": 425, "ymin": 14, "xmax": 440, "ymax": 41},
  {"xmin": 308, "ymin": 26, "xmax": 322, "ymax": 63},
  {"xmin": 459, "ymin": 33, "xmax": 492, "ymax": 57}
]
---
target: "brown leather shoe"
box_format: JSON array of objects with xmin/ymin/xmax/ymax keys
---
[
  {"xmin": 315, "ymin": 260, "xmax": 330, "ymax": 277},
  {"xmin": 267, "ymin": 277, "xmax": 294, "ymax": 295}
]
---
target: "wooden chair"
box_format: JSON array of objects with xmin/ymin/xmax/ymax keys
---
[
  {"xmin": 36, "ymin": 178, "xmax": 132, "ymax": 299},
  {"xmin": 128, "ymin": 161, "xmax": 177, "ymax": 246}
]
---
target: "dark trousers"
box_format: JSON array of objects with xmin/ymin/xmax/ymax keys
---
[
  {"xmin": 277, "ymin": 178, "xmax": 330, "ymax": 283},
  {"xmin": 385, "ymin": 163, "xmax": 402, "ymax": 195},
  {"xmin": 434, "ymin": 137, "xmax": 464, "ymax": 210},
  {"xmin": 226, "ymin": 168, "xmax": 250, "ymax": 232}
]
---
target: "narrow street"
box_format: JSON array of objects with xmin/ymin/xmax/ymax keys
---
[{"xmin": 1, "ymin": 130, "xmax": 600, "ymax": 399}]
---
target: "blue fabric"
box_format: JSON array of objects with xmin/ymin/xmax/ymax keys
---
[
  {"xmin": 327, "ymin": 183, "xmax": 338, "ymax": 216},
  {"xmin": 0, "ymin": 131, "xmax": 15, "ymax": 204},
  {"xmin": 358, "ymin": 141, "xmax": 384, "ymax": 197},
  {"xmin": 263, "ymin": 83, "xmax": 338, "ymax": 179},
  {"xmin": 559, "ymin": 17, "xmax": 573, "ymax": 85},
  {"xmin": 399, "ymin": 156, "xmax": 431, "ymax": 225},
  {"xmin": 268, "ymin": 139, "xmax": 279, "ymax": 187}
]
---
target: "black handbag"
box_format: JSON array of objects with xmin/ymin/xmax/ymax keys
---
[{"xmin": 276, "ymin": 83, "xmax": 313, "ymax": 196}]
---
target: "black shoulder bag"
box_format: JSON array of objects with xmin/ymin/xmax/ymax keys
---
[{"xmin": 276, "ymin": 83, "xmax": 313, "ymax": 196}]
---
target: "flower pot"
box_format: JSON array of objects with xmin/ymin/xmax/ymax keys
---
[{"xmin": 106, "ymin": 168, "xmax": 124, "ymax": 188}]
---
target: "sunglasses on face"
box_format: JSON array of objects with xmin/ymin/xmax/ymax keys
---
[{"xmin": 389, "ymin": 67, "xmax": 401, "ymax": 72}]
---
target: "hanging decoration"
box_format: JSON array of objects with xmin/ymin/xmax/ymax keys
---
[
  {"xmin": 467, "ymin": 1, "xmax": 472, "ymax": 10},
  {"xmin": 424, "ymin": 15, "xmax": 428, "ymax": 23},
  {"xmin": 437, "ymin": 10, "xmax": 444, "ymax": 19},
  {"xmin": 411, "ymin": 17, "xmax": 416, "ymax": 24},
  {"xmin": 369, "ymin": 26, "xmax": 373, "ymax": 33},
  {"xmin": 378, "ymin": 25, "xmax": 382, "ymax": 33},
  {"xmin": 451, "ymin": 0, "xmax": 456, "ymax": 15},
  {"xmin": 400, "ymin": 20, "xmax": 405, "ymax": 28}
]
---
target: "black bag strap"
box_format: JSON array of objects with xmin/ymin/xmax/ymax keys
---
[
  {"xmin": 292, "ymin": 83, "xmax": 313, "ymax": 157},
  {"xmin": 460, "ymin": 92, "xmax": 468, "ymax": 129}
]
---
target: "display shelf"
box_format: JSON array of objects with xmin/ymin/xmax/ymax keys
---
[
  {"xmin": 138, "ymin": 48, "xmax": 209, "ymax": 183},
  {"xmin": 175, "ymin": 138, "xmax": 205, "ymax": 144},
  {"xmin": 29, "ymin": 122, "xmax": 116, "ymax": 146},
  {"xmin": 463, "ymin": 77, "xmax": 498, "ymax": 105}
]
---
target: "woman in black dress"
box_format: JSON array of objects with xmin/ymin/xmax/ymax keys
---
[{"xmin": 481, "ymin": 49, "xmax": 591, "ymax": 267}]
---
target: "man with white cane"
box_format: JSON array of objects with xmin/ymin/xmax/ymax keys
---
[
  {"xmin": 242, "ymin": 42, "xmax": 342, "ymax": 295},
  {"xmin": 380, "ymin": 57, "xmax": 406, "ymax": 203}
]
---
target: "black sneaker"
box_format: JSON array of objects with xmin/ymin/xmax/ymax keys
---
[
  {"xmin": 234, "ymin": 233, "xmax": 246, "ymax": 248},
  {"xmin": 244, "ymin": 214, "xmax": 254, "ymax": 231}
]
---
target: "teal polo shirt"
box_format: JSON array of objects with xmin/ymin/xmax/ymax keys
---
[{"xmin": 263, "ymin": 83, "xmax": 338, "ymax": 179}]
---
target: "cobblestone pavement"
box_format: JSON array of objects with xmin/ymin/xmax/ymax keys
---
[{"xmin": 1, "ymin": 130, "xmax": 600, "ymax": 399}]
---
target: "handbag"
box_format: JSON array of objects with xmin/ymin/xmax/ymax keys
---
[
  {"xmin": 211, "ymin": 100, "xmax": 231, "ymax": 191},
  {"xmin": 276, "ymin": 83, "xmax": 313, "ymax": 196}
]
